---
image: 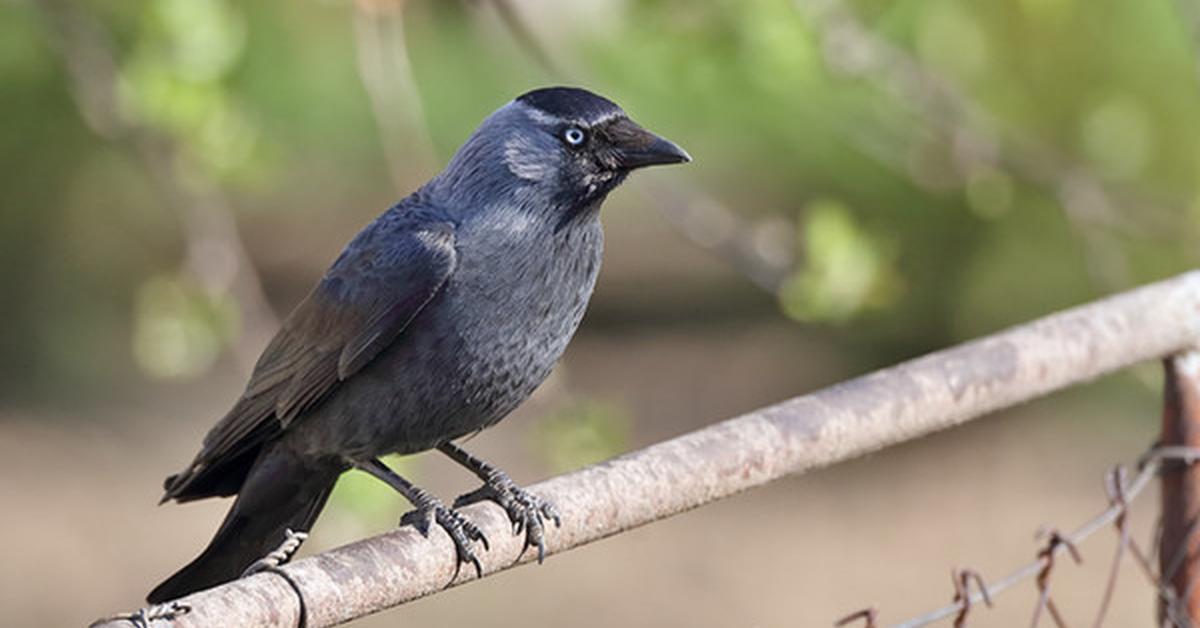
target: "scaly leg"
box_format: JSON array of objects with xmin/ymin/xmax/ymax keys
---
[
  {"xmin": 354, "ymin": 458, "xmax": 488, "ymax": 579},
  {"xmin": 437, "ymin": 442, "xmax": 561, "ymax": 563}
]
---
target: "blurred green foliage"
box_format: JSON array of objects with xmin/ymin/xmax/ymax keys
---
[
  {"xmin": 595, "ymin": 0, "xmax": 1198, "ymax": 349},
  {"xmin": 2, "ymin": 0, "xmax": 1198, "ymax": 403},
  {"xmin": 779, "ymin": 198, "xmax": 901, "ymax": 322},
  {"xmin": 132, "ymin": 273, "xmax": 238, "ymax": 379},
  {"xmin": 326, "ymin": 454, "xmax": 415, "ymax": 531},
  {"xmin": 533, "ymin": 399, "xmax": 632, "ymax": 473},
  {"xmin": 118, "ymin": 0, "xmax": 251, "ymax": 173}
]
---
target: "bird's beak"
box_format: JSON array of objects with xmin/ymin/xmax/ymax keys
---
[{"xmin": 607, "ymin": 118, "xmax": 692, "ymax": 170}]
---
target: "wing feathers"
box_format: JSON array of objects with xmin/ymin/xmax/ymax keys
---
[{"xmin": 162, "ymin": 213, "xmax": 457, "ymax": 501}]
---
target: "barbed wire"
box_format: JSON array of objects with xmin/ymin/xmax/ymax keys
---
[{"xmin": 835, "ymin": 446, "xmax": 1200, "ymax": 627}]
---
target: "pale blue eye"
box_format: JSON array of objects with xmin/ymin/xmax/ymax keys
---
[{"xmin": 563, "ymin": 127, "xmax": 586, "ymax": 146}]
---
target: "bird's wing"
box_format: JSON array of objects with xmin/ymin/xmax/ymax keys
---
[
  {"xmin": 246, "ymin": 220, "xmax": 457, "ymax": 426},
  {"xmin": 165, "ymin": 213, "xmax": 457, "ymax": 500}
]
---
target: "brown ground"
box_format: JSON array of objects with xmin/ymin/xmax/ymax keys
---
[{"xmin": 0, "ymin": 322, "xmax": 1164, "ymax": 627}]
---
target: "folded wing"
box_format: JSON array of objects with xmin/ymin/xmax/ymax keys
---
[{"xmin": 163, "ymin": 214, "xmax": 457, "ymax": 502}]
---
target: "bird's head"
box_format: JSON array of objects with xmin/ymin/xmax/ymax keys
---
[{"xmin": 435, "ymin": 87, "xmax": 690, "ymax": 225}]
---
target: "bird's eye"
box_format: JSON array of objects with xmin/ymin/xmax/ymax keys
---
[{"xmin": 562, "ymin": 126, "xmax": 586, "ymax": 146}]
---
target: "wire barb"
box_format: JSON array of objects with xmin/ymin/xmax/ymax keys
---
[
  {"xmin": 89, "ymin": 601, "xmax": 190, "ymax": 628},
  {"xmin": 242, "ymin": 528, "xmax": 309, "ymax": 577},
  {"xmin": 1031, "ymin": 529, "xmax": 1082, "ymax": 628},
  {"xmin": 241, "ymin": 529, "xmax": 310, "ymax": 628},
  {"xmin": 880, "ymin": 447, "xmax": 1169, "ymax": 628},
  {"xmin": 834, "ymin": 607, "xmax": 879, "ymax": 628},
  {"xmin": 951, "ymin": 568, "xmax": 992, "ymax": 627},
  {"xmin": 1092, "ymin": 466, "xmax": 1132, "ymax": 627}
]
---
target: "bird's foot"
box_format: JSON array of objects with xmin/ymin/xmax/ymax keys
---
[
  {"xmin": 401, "ymin": 493, "xmax": 489, "ymax": 580},
  {"xmin": 454, "ymin": 472, "xmax": 561, "ymax": 563}
]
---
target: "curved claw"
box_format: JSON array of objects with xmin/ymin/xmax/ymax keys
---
[
  {"xmin": 460, "ymin": 516, "xmax": 490, "ymax": 552},
  {"xmin": 444, "ymin": 517, "xmax": 484, "ymax": 581},
  {"xmin": 454, "ymin": 481, "xmax": 560, "ymax": 564},
  {"xmin": 540, "ymin": 501, "xmax": 563, "ymax": 528},
  {"xmin": 401, "ymin": 501, "xmax": 489, "ymax": 582}
]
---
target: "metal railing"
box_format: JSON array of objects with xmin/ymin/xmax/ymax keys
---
[{"xmin": 93, "ymin": 270, "xmax": 1200, "ymax": 627}]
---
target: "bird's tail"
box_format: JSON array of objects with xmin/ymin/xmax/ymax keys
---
[{"xmin": 147, "ymin": 445, "xmax": 344, "ymax": 604}]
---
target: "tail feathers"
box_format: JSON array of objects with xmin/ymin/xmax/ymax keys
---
[
  {"xmin": 162, "ymin": 420, "xmax": 280, "ymax": 504},
  {"xmin": 148, "ymin": 447, "xmax": 343, "ymax": 604}
]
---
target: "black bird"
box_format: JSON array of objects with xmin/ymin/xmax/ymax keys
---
[{"xmin": 148, "ymin": 86, "xmax": 690, "ymax": 603}]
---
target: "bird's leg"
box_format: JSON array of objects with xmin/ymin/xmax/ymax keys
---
[
  {"xmin": 437, "ymin": 441, "xmax": 561, "ymax": 563},
  {"xmin": 354, "ymin": 458, "xmax": 488, "ymax": 579}
]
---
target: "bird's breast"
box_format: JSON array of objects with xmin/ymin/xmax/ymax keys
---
[
  {"xmin": 446, "ymin": 219, "xmax": 604, "ymax": 408},
  {"xmin": 316, "ymin": 215, "xmax": 605, "ymax": 458},
  {"xmin": 383, "ymin": 217, "xmax": 605, "ymax": 443}
]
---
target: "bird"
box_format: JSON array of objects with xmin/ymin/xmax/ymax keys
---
[{"xmin": 147, "ymin": 86, "xmax": 690, "ymax": 603}]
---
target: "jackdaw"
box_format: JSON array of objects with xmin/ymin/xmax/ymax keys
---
[{"xmin": 148, "ymin": 86, "xmax": 690, "ymax": 603}]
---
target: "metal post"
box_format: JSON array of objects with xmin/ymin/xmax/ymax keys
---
[{"xmin": 1161, "ymin": 350, "xmax": 1200, "ymax": 625}]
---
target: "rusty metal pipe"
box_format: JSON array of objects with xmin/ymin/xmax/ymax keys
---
[
  {"xmin": 93, "ymin": 271, "xmax": 1200, "ymax": 628},
  {"xmin": 1160, "ymin": 350, "xmax": 1200, "ymax": 624}
]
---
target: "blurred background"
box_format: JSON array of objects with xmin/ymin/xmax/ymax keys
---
[{"xmin": 2, "ymin": 0, "xmax": 1198, "ymax": 625}]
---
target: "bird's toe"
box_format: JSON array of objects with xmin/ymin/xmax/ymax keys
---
[{"xmin": 432, "ymin": 506, "xmax": 488, "ymax": 581}]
